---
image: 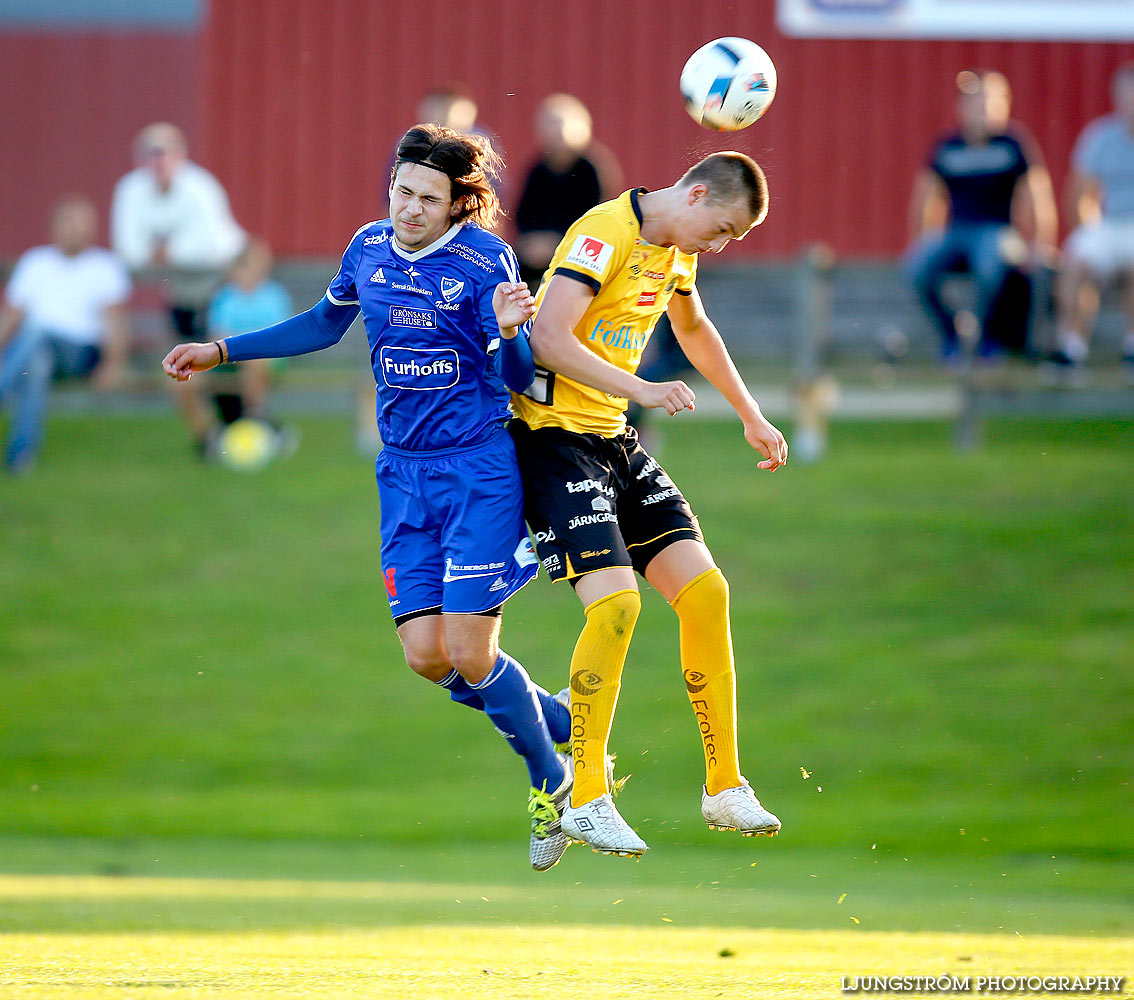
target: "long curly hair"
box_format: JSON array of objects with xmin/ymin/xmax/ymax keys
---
[{"xmin": 393, "ymin": 123, "xmax": 504, "ymax": 231}]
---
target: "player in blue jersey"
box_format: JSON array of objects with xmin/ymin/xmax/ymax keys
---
[{"xmin": 162, "ymin": 124, "xmax": 577, "ymax": 870}]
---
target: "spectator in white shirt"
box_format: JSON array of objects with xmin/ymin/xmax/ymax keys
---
[
  {"xmin": 1051, "ymin": 62, "xmax": 1134, "ymax": 376},
  {"xmin": 0, "ymin": 195, "xmax": 131, "ymax": 473},
  {"xmin": 111, "ymin": 122, "xmax": 247, "ymax": 453}
]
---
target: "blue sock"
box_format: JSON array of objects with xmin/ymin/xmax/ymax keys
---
[
  {"xmin": 468, "ymin": 652, "xmax": 563, "ymax": 790},
  {"xmin": 438, "ymin": 660, "xmax": 570, "ymax": 745}
]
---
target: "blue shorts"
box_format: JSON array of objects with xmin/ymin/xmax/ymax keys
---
[{"xmin": 375, "ymin": 428, "xmax": 539, "ymax": 622}]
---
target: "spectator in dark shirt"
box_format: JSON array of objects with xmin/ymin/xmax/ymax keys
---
[
  {"xmin": 514, "ymin": 93, "xmax": 623, "ymax": 288},
  {"xmin": 905, "ymin": 70, "xmax": 1056, "ymax": 361}
]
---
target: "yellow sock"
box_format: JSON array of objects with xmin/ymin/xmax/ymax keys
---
[
  {"xmin": 568, "ymin": 589, "xmax": 641, "ymax": 807},
  {"xmin": 671, "ymin": 567, "xmax": 743, "ymax": 795}
]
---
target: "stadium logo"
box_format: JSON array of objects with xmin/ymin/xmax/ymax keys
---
[
  {"xmin": 683, "ymin": 669, "xmax": 708, "ymax": 693},
  {"xmin": 440, "ymin": 276, "xmax": 465, "ymax": 302},
  {"xmin": 565, "ymin": 234, "xmax": 614, "ymax": 276},
  {"xmin": 380, "ymin": 346, "xmax": 459, "ymax": 390},
  {"xmin": 571, "ymin": 669, "xmax": 603, "ymax": 696}
]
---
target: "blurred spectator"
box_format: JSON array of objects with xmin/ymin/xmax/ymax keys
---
[
  {"xmin": 1050, "ymin": 62, "xmax": 1134, "ymax": 376},
  {"xmin": 383, "ymin": 84, "xmax": 500, "ymax": 208},
  {"xmin": 110, "ymin": 122, "xmax": 247, "ymax": 454},
  {"xmin": 904, "ymin": 70, "xmax": 1057, "ymax": 362},
  {"xmin": 207, "ymin": 238, "xmax": 293, "ymax": 424},
  {"xmin": 417, "ymin": 83, "xmax": 481, "ymax": 135},
  {"xmin": 514, "ymin": 93, "xmax": 624, "ymax": 287},
  {"xmin": 0, "ymin": 195, "xmax": 130, "ymax": 473}
]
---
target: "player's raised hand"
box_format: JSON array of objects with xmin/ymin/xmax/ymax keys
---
[
  {"xmin": 633, "ymin": 378, "xmax": 697, "ymax": 416},
  {"xmin": 492, "ymin": 281, "xmax": 535, "ymax": 338},
  {"xmin": 743, "ymin": 411, "xmax": 788, "ymax": 470},
  {"xmin": 162, "ymin": 341, "xmax": 223, "ymax": 381}
]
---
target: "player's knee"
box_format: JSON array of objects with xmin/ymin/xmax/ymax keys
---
[
  {"xmin": 584, "ymin": 588, "xmax": 642, "ymax": 640},
  {"xmin": 401, "ymin": 643, "xmax": 451, "ymax": 682},
  {"xmin": 671, "ymin": 566, "xmax": 729, "ymax": 617},
  {"xmin": 445, "ymin": 643, "xmax": 495, "ymax": 684}
]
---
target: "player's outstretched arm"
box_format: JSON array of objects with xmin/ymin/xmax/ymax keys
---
[
  {"xmin": 667, "ymin": 286, "xmax": 787, "ymax": 470},
  {"xmin": 162, "ymin": 340, "xmax": 225, "ymax": 381},
  {"xmin": 530, "ymin": 276, "xmax": 696, "ymax": 416}
]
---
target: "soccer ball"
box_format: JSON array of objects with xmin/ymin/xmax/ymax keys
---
[
  {"xmin": 216, "ymin": 418, "xmax": 279, "ymax": 472},
  {"xmin": 680, "ymin": 37, "xmax": 777, "ymax": 132}
]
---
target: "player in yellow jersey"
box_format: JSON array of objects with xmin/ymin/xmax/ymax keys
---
[{"xmin": 510, "ymin": 151, "xmax": 788, "ymax": 857}]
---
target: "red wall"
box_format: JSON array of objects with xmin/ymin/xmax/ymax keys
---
[
  {"xmin": 1, "ymin": 3, "xmax": 1129, "ymax": 261},
  {"xmin": 0, "ymin": 31, "xmax": 198, "ymax": 257},
  {"xmin": 197, "ymin": 1, "xmax": 1132, "ymax": 261}
]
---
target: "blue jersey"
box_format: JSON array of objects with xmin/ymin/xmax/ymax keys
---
[{"xmin": 327, "ymin": 220, "xmax": 522, "ymax": 452}]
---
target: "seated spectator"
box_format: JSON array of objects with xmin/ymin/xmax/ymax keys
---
[
  {"xmin": 514, "ymin": 93, "xmax": 623, "ymax": 287},
  {"xmin": 904, "ymin": 70, "xmax": 1057, "ymax": 362},
  {"xmin": 207, "ymin": 237, "xmax": 293, "ymax": 425},
  {"xmin": 111, "ymin": 122, "xmax": 247, "ymax": 455},
  {"xmin": 1051, "ymin": 62, "xmax": 1134, "ymax": 377},
  {"xmin": 0, "ymin": 196, "xmax": 130, "ymax": 473}
]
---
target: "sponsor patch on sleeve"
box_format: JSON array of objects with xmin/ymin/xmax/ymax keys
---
[{"xmin": 563, "ymin": 234, "xmax": 615, "ymax": 277}]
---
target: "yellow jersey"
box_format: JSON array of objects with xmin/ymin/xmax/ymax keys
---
[{"xmin": 511, "ymin": 188, "xmax": 697, "ymax": 437}]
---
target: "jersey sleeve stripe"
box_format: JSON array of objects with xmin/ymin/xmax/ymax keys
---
[
  {"xmin": 674, "ymin": 287, "xmax": 692, "ymax": 296},
  {"xmin": 325, "ymin": 290, "xmax": 359, "ymax": 306},
  {"xmin": 552, "ymin": 267, "xmax": 601, "ymax": 294},
  {"xmin": 498, "ymin": 250, "xmax": 519, "ymax": 283}
]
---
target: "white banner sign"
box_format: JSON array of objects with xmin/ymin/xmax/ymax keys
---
[{"xmin": 777, "ymin": 0, "xmax": 1134, "ymax": 40}]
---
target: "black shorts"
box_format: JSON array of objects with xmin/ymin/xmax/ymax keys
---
[{"xmin": 509, "ymin": 419, "xmax": 703, "ymax": 584}]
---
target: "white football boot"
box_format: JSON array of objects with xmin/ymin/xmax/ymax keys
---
[
  {"xmin": 528, "ymin": 753, "xmax": 573, "ymax": 872},
  {"xmin": 561, "ymin": 793, "xmax": 648, "ymax": 857},
  {"xmin": 701, "ymin": 778, "xmax": 781, "ymax": 837}
]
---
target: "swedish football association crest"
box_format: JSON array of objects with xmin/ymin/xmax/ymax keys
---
[{"xmin": 440, "ymin": 276, "xmax": 465, "ymax": 302}]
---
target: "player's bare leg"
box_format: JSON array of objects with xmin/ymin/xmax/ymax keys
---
[
  {"xmin": 646, "ymin": 539, "xmax": 781, "ymax": 837},
  {"xmin": 560, "ymin": 567, "xmax": 649, "ymax": 857},
  {"xmin": 398, "ymin": 613, "xmax": 572, "ymax": 869}
]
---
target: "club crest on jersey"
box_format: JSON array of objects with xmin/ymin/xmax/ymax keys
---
[
  {"xmin": 440, "ymin": 276, "xmax": 465, "ymax": 302},
  {"xmin": 565, "ymin": 234, "xmax": 614, "ymax": 276}
]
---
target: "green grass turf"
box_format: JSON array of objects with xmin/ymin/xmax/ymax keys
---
[
  {"xmin": 2, "ymin": 912, "xmax": 1128, "ymax": 1000},
  {"xmin": 1, "ymin": 414, "xmax": 1130, "ymax": 937}
]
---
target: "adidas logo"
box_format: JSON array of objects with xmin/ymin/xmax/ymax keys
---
[
  {"xmin": 370, "ymin": 267, "xmax": 387, "ymax": 284},
  {"xmin": 489, "ymin": 576, "xmax": 507, "ymax": 592}
]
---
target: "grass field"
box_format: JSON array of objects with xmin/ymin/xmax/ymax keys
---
[
  {"xmin": 1, "ymin": 883, "xmax": 1128, "ymax": 999},
  {"xmin": 1, "ymin": 413, "xmax": 1130, "ymax": 995}
]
